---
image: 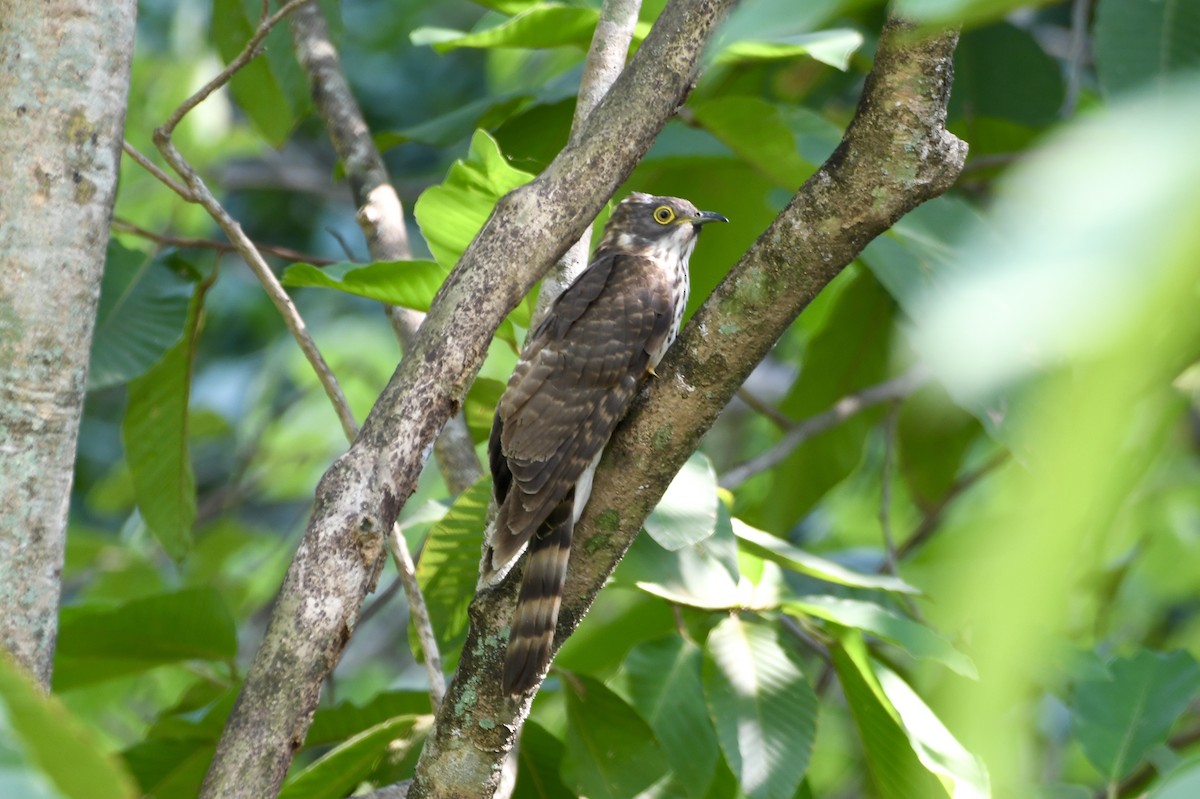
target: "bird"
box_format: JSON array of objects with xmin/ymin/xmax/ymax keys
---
[{"xmin": 481, "ymin": 192, "xmax": 727, "ymax": 695}]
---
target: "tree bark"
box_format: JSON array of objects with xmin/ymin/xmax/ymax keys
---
[
  {"xmin": 200, "ymin": 1, "xmax": 737, "ymax": 796},
  {"xmin": 408, "ymin": 18, "xmax": 966, "ymax": 798},
  {"xmin": 0, "ymin": 0, "xmax": 138, "ymax": 688}
]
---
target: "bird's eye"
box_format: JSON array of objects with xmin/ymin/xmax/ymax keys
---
[{"xmin": 653, "ymin": 206, "xmax": 675, "ymax": 225}]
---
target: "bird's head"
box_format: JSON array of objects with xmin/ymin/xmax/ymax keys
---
[{"xmin": 597, "ymin": 193, "xmax": 728, "ymax": 259}]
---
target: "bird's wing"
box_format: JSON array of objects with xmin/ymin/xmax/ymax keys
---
[{"xmin": 488, "ymin": 252, "xmax": 675, "ymax": 567}]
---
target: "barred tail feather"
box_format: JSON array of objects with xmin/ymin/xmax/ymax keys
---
[{"xmin": 502, "ymin": 494, "xmax": 574, "ymax": 695}]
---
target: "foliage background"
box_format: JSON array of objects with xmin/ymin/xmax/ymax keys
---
[{"xmin": 5, "ymin": 0, "xmax": 1200, "ymax": 797}]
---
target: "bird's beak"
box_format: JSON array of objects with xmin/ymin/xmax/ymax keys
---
[{"xmin": 690, "ymin": 210, "xmax": 729, "ymax": 226}]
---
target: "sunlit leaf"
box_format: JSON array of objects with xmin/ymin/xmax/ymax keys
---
[
  {"xmin": 1150, "ymin": 756, "xmax": 1200, "ymax": 799},
  {"xmin": 787, "ymin": 595, "xmax": 976, "ymax": 678},
  {"xmin": 89, "ymin": 242, "xmax": 193, "ymax": 390},
  {"xmin": 54, "ymin": 588, "xmax": 237, "ymax": 690},
  {"xmin": 733, "ymin": 519, "xmax": 918, "ymax": 594},
  {"xmin": 622, "ymin": 504, "xmax": 742, "ymax": 609},
  {"xmin": 702, "ymin": 616, "xmax": 817, "ymax": 799},
  {"xmin": 1071, "ymin": 650, "xmax": 1200, "ymax": 782},
  {"xmin": 280, "ymin": 260, "xmax": 448, "ymax": 311},
  {"xmin": 410, "ymin": 478, "xmax": 492, "ymax": 670},
  {"xmin": 412, "ymin": 4, "xmax": 599, "ymax": 53},
  {"xmin": 279, "ymin": 716, "xmax": 423, "ymax": 799},
  {"xmin": 714, "ymin": 29, "xmax": 864, "ymax": 70},
  {"xmin": 612, "ymin": 636, "xmax": 719, "ymax": 799},
  {"xmin": 644, "ymin": 451, "xmax": 720, "ymax": 551},
  {"xmin": 690, "ymin": 97, "xmax": 815, "ymax": 188},
  {"xmin": 562, "ymin": 673, "xmax": 668, "ymax": 799},
  {"xmin": 1095, "ymin": 0, "xmax": 1200, "ymax": 97},
  {"xmin": 307, "ymin": 691, "xmax": 432, "ymax": 747},
  {"xmin": 0, "ymin": 655, "xmax": 138, "ymax": 799},
  {"xmin": 830, "ymin": 632, "xmax": 948, "ymax": 799}
]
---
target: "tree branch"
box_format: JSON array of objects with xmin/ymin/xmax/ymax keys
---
[
  {"xmin": 413, "ymin": 17, "xmax": 966, "ymax": 798},
  {"xmin": 200, "ymin": 1, "xmax": 737, "ymax": 796},
  {"xmin": 112, "ymin": 216, "xmax": 336, "ymax": 265}
]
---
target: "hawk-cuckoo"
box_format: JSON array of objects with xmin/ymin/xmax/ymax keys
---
[{"xmin": 482, "ymin": 193, "xmax": 727, "ymax": 694}]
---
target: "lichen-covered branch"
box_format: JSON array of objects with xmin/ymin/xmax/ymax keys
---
[
  {"xmin": 200, "ymin": 1, "xmax": 736, "ymax": 796},
  {"xmin": 411, "ymin": 18, "xmax": 966, "ymax": 798},
  {"xmin": 0, "ymin": 0, "xmax": 137, "ymax": 688}
]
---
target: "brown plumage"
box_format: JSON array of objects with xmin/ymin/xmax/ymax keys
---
[{"xmin": 483, "ymin": 193, "xmax": 727, "ymax": 695}]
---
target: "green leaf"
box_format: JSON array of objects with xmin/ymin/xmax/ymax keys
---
[
  {"xmin": 1071, "ymin": 649, "xmax": 1200, "ymax": 782},
  {"xmin": 621, "ymin": 503, "xmax": 742, "ymax": 609},
  {"xmin": 786, "ymin": 595, "xmax": 976, "ymax": 678},
  {"xmin": 410, "ymin": 478, "xmax": 492, "ymax": 670},
  {"xmin": 464, "ymin": 376, "xmax": 507, "ymax": 443},
  {"xmin": 1095, "ymin": 0, "xmax": 1200, "ymax": 97},
  {"xmin": 280, "ymin": 260, "xmax": 449, "ymax": 311},
  {"xmin": 0, "ymin": 655, "xmax": 139, "ymax": 799},
  {"xmin": 950, "ymin": 22, "xmax": 1064, "ymax": 127},
  {"xmin": 761, "ymin": 266, "xmax": 895, "ymax": 529},
  {"xmin": 121, "ymin": 739, "xmax": 216, "ymax": 799},
  {"xmin": 378, "ymin": 94, "xmax": 535, "ymax": 148},
  {"xmin": 515, "ymin": 722, "xmax": 574, "ymax": 799},
  {"xmin": 561, "ymin": 673, "xmax": 668, "ymax": 799},
  {"xmin": 279, "ymin": 716, "xmax": 422, "ymax": 799},
  {"xmin": 210, "ymin": 0, "xmax": 302, "ymax": 146},
  {"xmin": 873, "ymin": 660, "xmax": 990, "ymax": 799},
  {"xmin": 702, "ymin": 616, "xmax": 817, "ymax": 799},
  {"xmin": 414, "ymin": 130, "xmax": 535, "ymax": 270},
  {"xmin": 897, "ymin": 382, "xmax": 982, "ymax": 506},
  {"xmin": 306, "ymin": 690, "xmax": 432, "ymax": 747},
  {"xmin": 733, "ymin": 519, "xmax": 919, "ymax": 594},
  {"xmin": 122, "ymin": 278, "xmax": 206, "ymax": 560},
  {"xmin": 644, "ymin": 451, "xmax": 720, "ymax": 551},
  {"xmin": 89, "ymin": 242, "xmax": 193, "ymax": 390},
  {"xmin": 830, "ymin": 632, "xmax": 948, "ymax": 799},
  {"xmin": 690, "ymin": 97, "xmax": 815, "ymax": 188},
  {"xmin": 54, "ymin": 588, "xmax": 238, "ymax": 690},
  {"xmin": 613, "ymin": 636, "xmax": 719, "ymax": 799},
  {"xmin": 714, "ymin": 29, "xmax": 864, "ymax": 70},
  {"xmin": 412, "ymin": 4, "xmax": 600, "ymax": 52},
  {"xmin": 1151, "ymin": 756, "xmax": 1200, "ymax": 799}
]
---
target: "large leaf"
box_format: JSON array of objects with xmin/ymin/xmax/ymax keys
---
[
  {"xmin": 786, "ymin": 595, "xmax": 976, "ymax": 678},
  {"xmin": 621, "ymin": 503, "xmax": 742, "ymax": 610},
  {"xmin": 306, "ymin": 690, "xmax": 432, "ymax": 747},
  {"xmin": 733, "ymin": 519, "xmax": 918, "ymax": 594},
  {"xmin": 89, "ymin": 242, "xmax": 193, "ymax": 390},
  {"xmin": 690, "ymin": 97, "xmax": 815, "ymax": 189},
  {"xmin": 873, "ymin": 660, "xmax": 990, "ymax": 799},
  {"xmin": 1095, "ymin": 0, "xmax": 1200, "ymax": 97},
  {"xmin": 644, "ymin": 451, "xmax": 720, "ymax": 551},
  {"xmin": 714, "ymin": 29, "xmax": 864, "ymax": 70},
  {"xmin": 702, "ymin": 616, "xmax": 817, "ymax": 799},
  {"xmin": 830, "ymin": 632, "xmax": 948, "ymax": 799},
  {"xmin": 121, "ymin": 739, "xmax": 216, "ymax": 799},
  {"xmin": 210, "ymin": 0, "xmax": 305, "ymax": 146},
  {"xmin": 122, "ymin": 277, "xmax": 207, "ymax": 560},
  {"xmin": 1071, "ymin": 649, "xmax": 1200, "ymax": 783},
  {"xmin": 0, "ymin": 655, "xmax": 138, "ymax": 799},
  {"xmin": 280, "ymin": 260, "xmax": 448, "ymax": 311},
  {"xmin": 410, "ymin": 478, "xmax": 492, "ymax": 670},
  {"xmin": 1151, "ymin": 756, "xmax": 1200, "ymax": 799},
  {"xmin": 762, "ymin": 266, "xmax": 895, "ymax": 529},
  {"xmin": 54, "ymin": 588, "xmax": 238, "ymax": 690},
  {"xmin": 613, "ymin": 636, "xmax": 719, "ymax": 799},
  {"xmin": 950, "ymin": 22, "xmax": 1063, "ymax": 127},
  {"xmin": 279, "ymin": 716, "xmax": 423, "ymax": 799},
  {"xmin": 561, "ymin": 673, "xmax": 668, "ymax": 799},
  {"xmin": 515, "ymin": 722, "xmax": 574, "ymax": 799}
]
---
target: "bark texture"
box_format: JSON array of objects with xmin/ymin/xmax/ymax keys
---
[
  {"xmin": 200, "ymin": 1, "xmax": 737, "ymax": 796},
  {"xmin": 0, "ymin": 0, "xmax": 138, "ymax": 687},
  {"xmin": 408, "ymin": 19, "xmax": 967, "ymax": 798}
]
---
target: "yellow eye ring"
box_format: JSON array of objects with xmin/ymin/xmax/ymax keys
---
[{"xmin": 653, "ymin": 206, "xmax": 675, "ymax": 225}]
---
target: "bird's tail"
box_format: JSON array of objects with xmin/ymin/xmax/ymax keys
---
[{"xmin": 502, "ymin": 494, "xmax": 574, "ymax": 695}]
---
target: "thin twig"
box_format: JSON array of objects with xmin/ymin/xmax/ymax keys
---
[
  {"xmin": 879, "ymin": 401, "xmax": 900, "ymax": 574},
  {"xmin": 148, "ymin": 0, "xmax": 359, "ymax": 442},
  {"xmin": 735, "ymin": 387, "xmax": 795, "ymax": 431},
  {"xmin": 1062, "ymin": 0, "xmax": 1091, "ymax": 118},
  {"xmin": 123, "ymin": 141, "xmax": 193, "ymax": 201},
  {"xmin": 388, "ymin": 525, "xmax": 445, "ymax": 709},
  {"xmin": 894, "ymin": 450, "xmax": 1009, "ymax": 561},
  {"xmin": 721, "ymin": 367, "xmax": 931, "ymax": 489},
  {"xmin": 112, "ymin": 217, "xmax": 336, "ymax": 265}
]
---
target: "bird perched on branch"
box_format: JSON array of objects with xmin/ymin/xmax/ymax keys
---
[{"xmin": 482, "ymin": 192, "xmax": 727, "ymax": 695}]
